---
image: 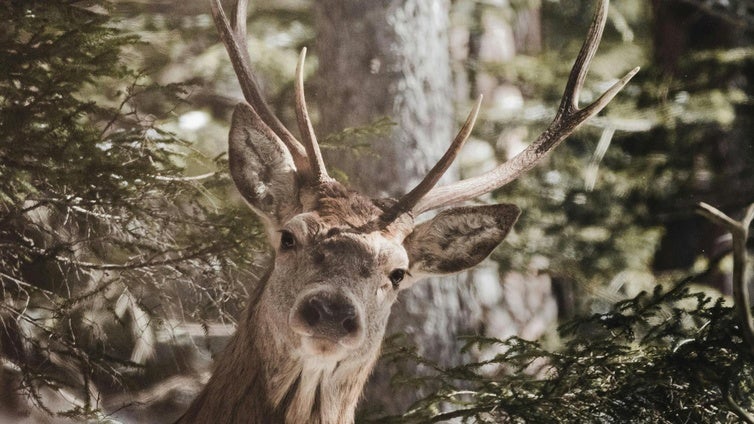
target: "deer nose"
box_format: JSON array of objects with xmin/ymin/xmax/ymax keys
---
[
  {"xmin": 301, "ymin": 297, "xmax": 358, "ymax": 333},
  {"xmin": 293, "ymin": 292, "xmax": 363, "ymax": 345}
]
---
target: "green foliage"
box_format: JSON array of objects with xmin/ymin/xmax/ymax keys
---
[
  {"xmin": 464, "ymin": 0, "xmax": 662, "ymax": 308},
  {"xmin": 375, "ymin": 280, "xmax": 753, "ymax": 423},
  {"xmin": 321, "ymin": 116, "xmax": 397, "ymax": 151},
  {"xmin": 468, "ymin": 0, "xmax": 754, "ymax": 313},
  {"xmin": 321, "ymin": 116, "xmax": 397, "ymax": 182},
  {"xmin": 1, "ymin": 1, "xmax": 135, "ymax": 204},
  {"xmin": 0, "ymin": 0, "xmax": 265, "ymax": 417}
]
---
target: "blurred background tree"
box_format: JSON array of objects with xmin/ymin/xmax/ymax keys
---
[{"xmin": 0, "ymin": 0, "xmax": 752, "ymax": 422}]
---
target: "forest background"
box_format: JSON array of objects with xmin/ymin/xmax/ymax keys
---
[{"xmin": 1, "ymin": 0, "xmax": 753, "ymax": 422}]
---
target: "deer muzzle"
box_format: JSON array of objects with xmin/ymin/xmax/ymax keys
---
[{"xmin": 289, "ymin": 289, "xmax": 365, "ymax": 354}]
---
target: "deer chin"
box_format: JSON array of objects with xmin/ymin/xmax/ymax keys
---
[{"xmin": 298, "ymin": 335, "xmax": 349, "ymax": 360}]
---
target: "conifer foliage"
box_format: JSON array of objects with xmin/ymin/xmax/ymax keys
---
[
  {"xmin": 375, "ymin": 280, "xmax": 753, "ymax": 423},
  {"xmin": 1, "ymin": 0, "xmax": 260, "ymax": 418}
]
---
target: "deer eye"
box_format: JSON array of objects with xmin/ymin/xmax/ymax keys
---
[
  {"xmin": 279, "ymin": 230, "xmax": 296, "ymax": 251},
  {"xmin": 388, "ymin": 269, "xmax": 406, "ymax": 289}
]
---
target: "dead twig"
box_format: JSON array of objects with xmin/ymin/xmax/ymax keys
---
[{"xmin": 697, "ymin": 202, "xmax": 754, "ymax": 353}]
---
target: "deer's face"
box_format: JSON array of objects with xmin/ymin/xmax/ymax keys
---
[
  {"xmin": 263, "ymin": 200, "xmax": 409, "ymax": 361},
  {"xmin": 228, "ymin": 101, "xmax": 519, "ymax": 364}
]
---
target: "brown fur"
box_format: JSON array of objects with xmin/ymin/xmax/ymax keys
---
[{"xmin": 176, "ymin": 226, "xmax": 385, "ymax": 424}]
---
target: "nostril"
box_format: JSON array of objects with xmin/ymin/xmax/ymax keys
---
[
  {"xmin": 341, "ymin": 316, "xmax": 358, "ymax": 335},
  {"xmin": 298, "ymin": 294, "xmax": 361, "ymax": 340},
  {"xmin": 301, "ymin": 300, "xmax": 321, "ymax": 327}
]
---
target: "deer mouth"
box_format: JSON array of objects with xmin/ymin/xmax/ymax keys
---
[
  {"xmin": 291, "ymin": 324, "xmax": 363, "ymax": 359},
  {"xmin": 297, "ymin": 335, "xmax": 350, "ymax": 358}
]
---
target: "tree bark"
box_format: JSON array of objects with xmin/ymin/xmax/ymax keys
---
[
  {"xmin": 313, "ymin": 0, "xmax": 455, "ymax": 195},
  {"xmin": 313, "ymin": 0, "xmax": 480, "ymax": 415}
]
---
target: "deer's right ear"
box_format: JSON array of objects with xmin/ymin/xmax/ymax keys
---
[{"xmin": 228, "ymin": 103, "xmax": 300, "ymax": 226}]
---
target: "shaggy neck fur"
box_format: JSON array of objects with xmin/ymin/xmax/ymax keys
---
[{"xmin": 176, "ymin": 273, "xmax": 379, "ymax": 424}]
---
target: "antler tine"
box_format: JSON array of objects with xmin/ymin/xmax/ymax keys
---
[
  {"xmin": 228, "ymin": 0, "xmax": 255, "ymax": 90},
  {"xmin": 209, "ymin": 0, "xmax": 310, "ymax": 175},
  {"xmin": 295, "ymin": 48, "xmax": 331, "ymax": 185},
  {"xmin": 391, "ymin": 95, "xmax": 483, "ymax": 216},
  {"xmin": 414, "ymin": 0, "xmax": 638, "ymax": 214},
  {"xmin": 229, "ymin": 0, "xmax": 248, "ymax": 39}
]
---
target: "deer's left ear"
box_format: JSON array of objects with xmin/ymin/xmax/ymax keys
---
[{"xmin": 403, "ymin": 204, "xmax": 520, "ymax": 279}]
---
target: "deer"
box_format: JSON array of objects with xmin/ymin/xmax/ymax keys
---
[{"xmin": 176, "ymin": 0, "xmax": 638, "ymax": 422}]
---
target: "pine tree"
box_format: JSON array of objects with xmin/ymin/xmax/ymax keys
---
[{"xmin": 0, "ymin": 1, "xmax": 262, "ymax": 419}]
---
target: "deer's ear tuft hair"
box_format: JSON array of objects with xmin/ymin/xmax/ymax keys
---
[{"xmin": 403, "ymin": 204, "xmax": 520, "ymax": 280}]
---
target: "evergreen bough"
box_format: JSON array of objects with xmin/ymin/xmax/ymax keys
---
[{"xmin": 375, "ymin": 279, "xmax": 753, "ymax": 423}]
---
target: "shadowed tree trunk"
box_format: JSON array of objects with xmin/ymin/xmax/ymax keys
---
[{"xmin": 650, "ymin": 0, "xmax": 754, "ymax": 290}]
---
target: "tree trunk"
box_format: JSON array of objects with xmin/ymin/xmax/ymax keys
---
[
  {"xmin": 650, "ymin": 0, "xmax": 754, "ymax": 291},
  {"xmin": 313, "ymin": 0, "xmax": 454, "ymax": 195},
  {"xmin": 312, "ymin": 0, "xmax": 479, "ymax": 415}
]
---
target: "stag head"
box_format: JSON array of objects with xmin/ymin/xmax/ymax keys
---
[
  {"xmin": 208, "ymin": 0, "xmax": 637, "ymax": 419},
  {"xmin": 228, "ymin": 83, "xmax": 521, "ymax": 359}
]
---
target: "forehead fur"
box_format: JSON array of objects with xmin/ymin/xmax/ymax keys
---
[
  {"xmin": 315, "ymin": 182, "xmax": 384, "ymax": 228},
  {"xmin": 311, "ymin": 181, "xmax": 405, "ymax": 230},
  {"xmin": 305, "ymin": 181, "xmax": 415, "ymax": 241}
]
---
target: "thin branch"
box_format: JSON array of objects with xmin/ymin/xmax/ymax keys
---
[
  {"xmin": 70, "ymin": 206, "xmax": 124, "ymax": 221},
  {"xmin": 0, "ymin": 200, "xmax": 51, "ymax": 225},
  {"xmin": 99, "ymin": 75, "xmax": 144, "ymax": 139},
  {"xmin": 152, "ymin": 171, "xmax": 218, "ymax": 182},
  {"xmin": 696, "ymin": 202, "xmax": 754, "ymax": 354},
  {"xmin": 726, "ymin": 387, "xmax": 754, "ymax": 424},
  {"xmin": 52, "ymin": 243, "xmax": 223, "ymax": 271},
  {"xmin": 0, "ymin": 271, "xmax": 58, "ymax": 301}
]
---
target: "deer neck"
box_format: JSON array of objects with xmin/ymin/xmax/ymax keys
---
[{"xmin": 178, "ymin": 274, "xmax": 380, "ymax": 424}]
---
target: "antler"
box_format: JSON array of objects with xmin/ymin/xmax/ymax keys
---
[
  {"xmin": 210, "ymin": 0, "xmax": 328, "ymax": 184},
  {"xmin": 405, "ymin": 0, "xmax": 639, "ymax": 215},
  {"xmin": 391, "ymin": 95, "xmax": 483, "ymax": 215},
  {"xmin": 295, "ymin": 48, "xmax": 331, "ymax": 185}
]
